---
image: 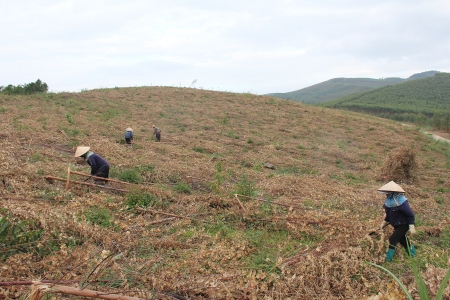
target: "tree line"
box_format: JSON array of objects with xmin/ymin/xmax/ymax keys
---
[{"xmin": 0, "ymin": 79, "xmax": 48, "ymax": 95}]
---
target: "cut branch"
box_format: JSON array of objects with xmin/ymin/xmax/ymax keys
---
[
  {"xmin": 136, "ymin": 208, "xmax": 209, "ymax": 223},
  {"xmin": 44, "ymin": 176, "xmax": 127, "ymax": 193},
  {"xmin": 234, "ymin": 194, "xmax": 304, "ymax": 210}
]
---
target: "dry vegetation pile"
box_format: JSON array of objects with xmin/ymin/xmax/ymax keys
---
[{"xmin": 0, "ymin": 87, "xmax": 449, "ymax": 299}]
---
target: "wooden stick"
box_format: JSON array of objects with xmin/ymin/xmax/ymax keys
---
[
  {"xmin": 59, "ymin": 130, "xmax": 71, "ymax": 141},
  {"xmin": 186, "ymin": 175, "xmax": 209, "ymax": 182},
  {"xmin": 234, "ymin": 194, "xmax": 303, "ymax": 210},
  {"xmin": 44, "ymin": 176, "xmax": 126, "ymax": 192},
  {"xmin": 1, "ymin": 196, "xmax": 72, "ymax": 202},
  {"xmin": 32, "ymin": 283, "xmax": 146, "ymax": 300},
  {"xmin": 234, "ymin": 194, "xmax": 247, "ymax": 212},
  {"xmin": 69, "ymin": 170, "xmax": 131, "ymax": 185},
  {"xmin": 0, "ymin": 280, "xmax": 79, "ymax": 286},
  {"xmin": 66, "ymin": 166, "xmax": 71, "ymax": 190},
  {"xmin": 136, "ymin": 208, "xmax": 208, "ymax": 223},
  {"xmin": 147, "ymin": 213, "xmax": 211, "ymax": 225}
]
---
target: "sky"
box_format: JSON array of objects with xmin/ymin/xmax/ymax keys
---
[{"xmin": 1, "ymin": 0, "xmax": 450, "ymax": 95}]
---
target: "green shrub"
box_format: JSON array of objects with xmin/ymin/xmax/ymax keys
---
[
  {"xmin": 233, "ymin": 175, "xmax": 256, "ymax": 199},
  {"xmin": 117, "ymin": 169, "xmax": 143, "ymax": 183},
  {"xmin": 193, "ymin": 147, "xmax": 205, "ymax": 153},
  {"xmin": 0, "ymin": 210, "xmax": 44, "ymax": 260},
  {"xmin": 84, "ymin": 207, "xmax": 113, "ymax": 228},
  {"xmin": 125, "ymin": 191, "xmax": 159, "ymax": 209},
  {"xmin": 174, "ymin": 182, "xmax": 191, "ymax": 194}
]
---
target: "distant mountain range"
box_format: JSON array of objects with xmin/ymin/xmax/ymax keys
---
[{"xmin": 268, "ymin": 71, "xmax": 440, "ymax": 104}]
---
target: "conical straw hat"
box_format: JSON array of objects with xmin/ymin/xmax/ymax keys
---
[
  {"xmin": 126, "ymin": 127, "xmax": 133, "ymax": 131},
  {"xmin": 74, "ymin": 146, "xmax": 90, "ymax": 157},
  {"xmin": 377, "ymin": 181, "xmax": 405, "ymax": 193}
]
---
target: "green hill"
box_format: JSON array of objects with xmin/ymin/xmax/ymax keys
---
[
  {"xmin": 320, "ymin": 72, "xmax": 450, "ymax": 130},
  {"xmin": 0, "ymin": 87, "xmax": 449, "ymax": 299},
  {"xmin": 269, "ymin": 71, "xmax": 439, "ymax": 104}
]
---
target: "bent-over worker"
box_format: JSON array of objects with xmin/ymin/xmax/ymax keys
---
[
  {"xmin": 125, "ymin": 127, "xmax": 133, "ymax": 146},
  {"xmin": 74, "ymin": 146, "xmax": 110, "ymax": 185}
]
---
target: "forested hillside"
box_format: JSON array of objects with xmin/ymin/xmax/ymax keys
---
[
  {"xmin": 320, "ymin": 72, "xmax": 450, "ymax": 131},
  {"xmin": 268, "ymin": 71, "xmax": 440, "ymax": 104},
  {"xmin": 269, "ymin": 77, "xmax": 404, "ymax": 104}
]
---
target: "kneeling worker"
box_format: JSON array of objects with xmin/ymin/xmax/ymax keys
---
[{"xmin": 74, "ymin": 146, "xmax": 110, "ymax": 185}]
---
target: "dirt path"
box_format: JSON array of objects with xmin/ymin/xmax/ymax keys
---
[
  {"xmin": 401, "ymin": 123, "xmax": 450, "ymax": 143},
  {"xmin": 424, "ymin": 131, "xmax": 450, "ymax": 143}
]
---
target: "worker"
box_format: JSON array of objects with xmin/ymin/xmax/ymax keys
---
[
  {"xmin": 378, "ymin": 181, "xmax": 416, "ymax": 262},
  {"xmin": 74, "ymin": 146, "xmax": 110, "ymax": 185},
  {"xmin": 152, "ymin": 125, "xmax": 161, "ymax": 142},
  {"xmin": 125, "ymin": 127, "xmax": 133, "ymax": 146}
]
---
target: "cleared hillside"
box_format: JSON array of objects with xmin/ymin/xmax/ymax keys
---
[{"xmin": 1, "ymin": 87, "xmax": 449, "ymax": 299}]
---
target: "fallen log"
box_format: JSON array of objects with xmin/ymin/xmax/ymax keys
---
[
  {"xmin": 31, "ymin": 283, "xmax": 146, "ymax": 300},
  {"xmin": 44, "ymin": 176, "xmax": 127, "ymax": 193}
]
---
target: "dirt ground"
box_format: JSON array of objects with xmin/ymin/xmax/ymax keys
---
[{"xmin": 426, "ymin": 130, "xmax": 450, "ymax": 142}]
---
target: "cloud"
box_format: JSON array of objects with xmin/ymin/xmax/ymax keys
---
[{"xmin": 1, "ymin": 0, "xmax": 450, "ymax": 94}]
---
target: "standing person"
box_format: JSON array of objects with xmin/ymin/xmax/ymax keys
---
[
  {"xmin": 152, "ymin": 125, "xmax": 161, "ymax": 142},
  {"xmin": 125, "ymin": 127, "xmax": 133, "ymax": 146},
  {"xmin": 74, "ymin": 146, "xmax": 110, "ymax": 185},
  {"xmin": 378, "ymin": 181, "xmax": 416, "ymax": 262}
]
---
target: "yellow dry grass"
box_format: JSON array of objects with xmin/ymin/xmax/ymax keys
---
[{"xmin": 0, "ymin": 87, "xmax": 449, "ymax": 299}]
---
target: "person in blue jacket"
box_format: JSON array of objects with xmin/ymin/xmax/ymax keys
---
[
  {"xmin": 74, "ymin": 146, "xmax": 110, "ymax": 185},
  {"xmin": 378, "ymin": 181, "xmax": 416, "ymax": 262},
  {"xmin": 125, "ymin": 127, "xmax": 133, "ymax": 146}
]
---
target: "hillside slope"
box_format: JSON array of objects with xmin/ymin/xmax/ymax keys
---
[
  {"xmin": 0, "ymin": 87, "xmax": 449, "ymax": 299},
  {"xmin": 320, "ymin": 72, "xmax": 450, "ymax": 117},
  {"xmin": 269, "ymin": 71, "xmax": 439, "ymax": 104}
]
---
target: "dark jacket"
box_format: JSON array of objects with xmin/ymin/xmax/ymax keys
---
[
  {"xmin": 87, "ymin": 153, "xmax": 110, "ymax": 176},
  {"xmin": 383, "ymin": 200, "xmax": 415, "ymax": 227}
]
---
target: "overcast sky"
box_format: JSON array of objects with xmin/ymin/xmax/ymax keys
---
[{"xmin": 1, "ymin": 1, "xmax": 449, "ymax": 94}]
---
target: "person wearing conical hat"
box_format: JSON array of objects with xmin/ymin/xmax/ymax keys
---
[
  {"xmin": 74, "ymin": 146, "xmax": 110, "ymax": 185},
  {"xmin": 378, "ymin": 181, "xmax": 416, "ymax": 262},
  {"xmin": 125, "ymin": 127, "xmax": 133, "ymax": 146},
  {"xmin": 152, "ymin": 125, "xmax": 161, "ymax": 142}
]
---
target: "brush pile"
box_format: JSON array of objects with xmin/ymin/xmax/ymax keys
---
[{"xmin": 379, "ymin": 146, "xmax": 419, "ymax": 184}]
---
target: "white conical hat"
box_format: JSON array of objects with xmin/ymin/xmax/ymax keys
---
[
  {"xmin": 377, "ymin": 181, "xmax": 405, "ymax": 193},
  {"xmin": 74, "ymin": 146, "xmax": 90, "ymax": 157},
  {"xmin": 126, "ymin": 127, "xmax": 133, "ymax": 131}
]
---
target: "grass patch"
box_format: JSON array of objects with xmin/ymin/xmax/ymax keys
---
[
  {"xmin": 84, "ymin": 206, "xmax": 114, "ymax": 228},
  {"xmin": 276, "ymin": 166, "xmax": 316, "ymax": 175},
  {"xmin": 173, "ymin": 182, "xmax": 191, "ymax": 194},
  {"xmin": 125, "ymin": 190, "xmax": 161, "ymax": 209}
]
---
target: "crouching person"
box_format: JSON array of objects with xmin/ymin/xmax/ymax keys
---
[{"xmin": 74, "ymin": 146, "xmax": 110, "ymax": 185}]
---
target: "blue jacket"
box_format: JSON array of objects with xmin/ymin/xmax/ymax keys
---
[
  {"xmin": 87, "ymin": 153, "xmax": 110, "ymax": 176},
  {"xmin": 125, "ymin": 131, "xmax": 133, "ymax": 139},
  {"xmin": 383, "ymin": 200, "xmax": 415, "ymax": 227}
]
